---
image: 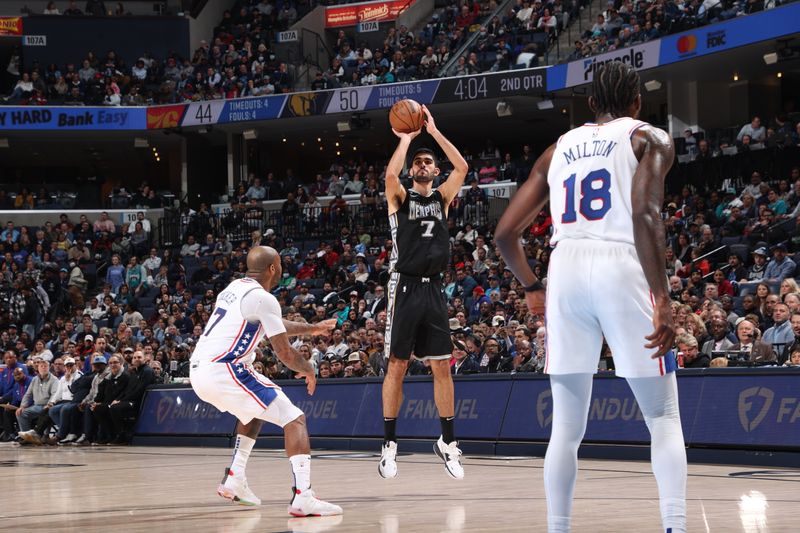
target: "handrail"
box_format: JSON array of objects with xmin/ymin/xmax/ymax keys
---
[
  {"xmin": 437, "ymin": 0, "xmax": 516, "ymax": 77},
  {"xmin": 691, "ymin": 244, "xmax": 728, "ymax": 266}
]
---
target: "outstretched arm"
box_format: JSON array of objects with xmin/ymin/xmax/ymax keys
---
[
  {"xmin": 495, "ymin": 144, "xmax": 555, "ymax": 315},
  {"xmin": 424, "ymin": 105, "xmax": 469, "ymax": 205},
  {"xmin": 631, "ymin": 126, "xmax": 676, "ymax": 358},
  {"xmin": 282, "ymin": 318, "xmax": 337, "ymax": 337}
]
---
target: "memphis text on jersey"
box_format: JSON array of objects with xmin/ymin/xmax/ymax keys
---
[
  {"xmin": 408, "ymin": 198, "xmax": 444, "ymax": 220},
  {"xmin": 562, "ymin": 139, "xmax": 618, "ymax": 165}
]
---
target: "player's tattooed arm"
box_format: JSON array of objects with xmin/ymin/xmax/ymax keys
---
[{"xmin": 281, "ymin": 318, "xmax": 337, "ymax": 337}]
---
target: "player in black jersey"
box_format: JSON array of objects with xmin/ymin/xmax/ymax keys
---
[{"xmin": 378, "ymin": 105, "xmax": 468, "ymax": 480}]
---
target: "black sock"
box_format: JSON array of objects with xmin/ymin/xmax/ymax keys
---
[
  {"xmin": 440, "ymin": 416, "xmax": 455, "ymax": 444},
  {"xmin": 384, "ymin": 418, "xmax": 397, "ymax": 444}
]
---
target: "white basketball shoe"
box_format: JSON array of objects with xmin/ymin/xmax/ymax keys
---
[
  {"xmin": 217, "ymin": 468, "xmax": 261, "ymax": 506},
  {"xmin": 434, "ymin": 436, "xmax": 464, "ymax": 479},
  {"xmin": 378, "ymin": 441, "xmax": 398, "ymax": 479},
  {"xmin": 288, "ymin": 488, "xmax": 343, "ymax": 517}
]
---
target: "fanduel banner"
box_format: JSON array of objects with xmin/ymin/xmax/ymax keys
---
[
  {"xmin": 325, "ymin": 0, "xmax": 414, "ymax": 28},
  {"xmin": 135, "ymin": 387, "xmax": 237, "ymax": 435},
  {"xmin": 564, "ymin": 40, "xmax": 660, "ymax": 88},
  {"xmin": 0, "ymin": 107, "xmax": 146, "ymax": 131},
  {"xmin": 135, "ymin": 369, "xmax": 800, "ymax": 449}
]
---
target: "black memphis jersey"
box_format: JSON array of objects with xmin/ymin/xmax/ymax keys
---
[{"xmin": 389, "ymin": 188, "xmax": 450, "ymax": 277}]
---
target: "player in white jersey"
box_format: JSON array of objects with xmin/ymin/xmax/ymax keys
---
[
  {"xmin": 496, "ymin": 61, "xmax": 686, "ymax": 533},
  {"xmin": 190, "ymin": 246, "xmax": 342, "ymax": 517}
]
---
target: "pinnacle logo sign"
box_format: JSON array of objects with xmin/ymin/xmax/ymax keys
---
[
  {"xmin": 536, "ymin": 389, "xmax": 552, "ymax": 429},
  {"xmin": 738, "ymin": 387, "xmax": 774, "ymax": 432}
]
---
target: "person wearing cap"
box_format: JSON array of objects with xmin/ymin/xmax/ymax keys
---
[
  {"xmin": 71, "ymin": 353, "xmax": 111, "ymax": 445},
  {"xmin": 38, "ymin": 355, "xmax": 83, "ymax": 444},
  {"xmin": 333, "ymin": 298, "xmax": 350, "ymax": 327},
  {"xmin": 344, "ymin": 351, "xmax": 375, "ymax": 378},
  {"xmin": 764, "ymin": 243, "xmax": 796, "ymax": 283},
  {"xmin": 15, "ymin": 358, "xmax": 59, "ymax": 444}
]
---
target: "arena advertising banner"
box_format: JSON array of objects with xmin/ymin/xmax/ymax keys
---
[
  {"xmin": 0, "ymin": 106, "xmax": 146, "ymax": 130},
  {"xmin": 258, "ymin": 381, "xmax": 368, "ymax": 437},
  {"xmin": 354, "ymin": 378, "xmax": 512, "ymax": 438},
  {"xmin": 562, "ymin": 40, "xmax": 661, "ymax": 89},
  {"xmin": 135, "ymin": 387, "xmax": 237, "ymax": 435},
  {"xmin": 325, "ymin": 0, "xmax": 414, "ymax": 28},
  {"xmin": 0, "ymin": 17, "xmax": 23, "ymax": 36},
  {"xmin": 137, "ymin": 370, "xmax": 800, "ymax": 448},
  {"xmin": 658, "ymin": 2, "xmax": 800, "ymax": 66}
]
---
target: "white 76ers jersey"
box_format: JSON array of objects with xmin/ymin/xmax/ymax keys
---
[
  {"xmin": 548, "ymin": 117, "xmax": 647, "ymax": 245},
  {"xmin": 191, "ymin": 278, "xmax": 286, "ymax": 365}
]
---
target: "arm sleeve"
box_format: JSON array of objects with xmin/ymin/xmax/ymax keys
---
[{"xmin": 240, "ymin": 289, "xmax": 287, "ymax": 338}]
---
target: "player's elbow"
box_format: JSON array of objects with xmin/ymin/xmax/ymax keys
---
[
  {"xmin": 494, "ymin": 223, "xmax": 515, "ymax": 251},
  {"xmin": 453, "ymin": 161, "xmax": 469, "ymax": 174},
  {"xmin": 632, "ymin": 208, "xmax": 659, "ymax": 228}
]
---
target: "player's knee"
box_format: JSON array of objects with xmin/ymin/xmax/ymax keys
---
[
  {"xmin": 429, "ymin": 359, "xmax": 452, "ymax": 378},
  {"xmin": 286, "ymin": 413, "xmax": 307, "ymax": 429}
]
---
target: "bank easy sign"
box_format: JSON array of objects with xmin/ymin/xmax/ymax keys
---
[
  {"xmin": 23, "ymin": 35, "xmax": 46, "ymax": 46},
  {"xmin": 565, "ymin": 40, "xmax": 660, "ymax": 88}
]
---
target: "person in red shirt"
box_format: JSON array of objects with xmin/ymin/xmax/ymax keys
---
[{"xmin": 297, "ymin": 257, "xmax": 317, "ymax": 280}]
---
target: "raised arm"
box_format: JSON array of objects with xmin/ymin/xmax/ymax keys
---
[
  {"xmin": 385, "ymin": 128, "xmax": 422, "ymax": 213},
  {"xmin": 423, "ymin": 105, "xmax": 469, "ymax": 205},
  {"xmin": 495, "ymin": 144, "xmax": 555, "ymax": 315},
  {"xmin": 630, "ymin": 125, "xmax": 676, "ymax": 358}
]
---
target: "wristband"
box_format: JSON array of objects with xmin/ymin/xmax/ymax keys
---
[{"xmin": 523, "ymin": 280, "xmax": 544, "ymax": 293}]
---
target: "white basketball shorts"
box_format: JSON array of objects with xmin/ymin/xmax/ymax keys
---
[
  {"xmin": 544, "ymin": 239, "xmax": 674, "ymax": 378},
  {"xmin": 190, "ymin": 361, "xmax": 304, "ymax": 426}
]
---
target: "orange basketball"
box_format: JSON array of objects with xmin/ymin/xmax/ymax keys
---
[{"xmin": 389, "ymin": 99, "xmax": 425, "ymax": 134}]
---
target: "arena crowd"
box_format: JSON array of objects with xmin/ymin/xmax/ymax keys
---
[{"xmin": 4, "ymin": 0, "xmax": 788, "ymax": 105}]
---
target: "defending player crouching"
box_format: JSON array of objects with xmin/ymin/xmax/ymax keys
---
[{"xmin": 190, "ymin": 245, "xmax": 342, "ymax": 517}]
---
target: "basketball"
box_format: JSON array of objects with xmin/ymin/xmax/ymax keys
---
[{"xmin": 389, "ymin": 99, "xmax": 425, "ymax": 133}]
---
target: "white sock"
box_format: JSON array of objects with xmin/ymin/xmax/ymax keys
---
[
  {"xmin": 289, "ymin": 454, "xmax": 311, "ymax": 491},
  {"xmin": 547, "ymin": 515, "xmax": 571, "ymax": 533},
  {"xmin": 228, "ymin": 434, "xmax": 256, "ymax": 478}
]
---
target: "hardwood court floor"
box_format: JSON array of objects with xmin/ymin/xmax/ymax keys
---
[{"xmin": 1, "ymin": 444, "xmax": 797, "ymax": 532}]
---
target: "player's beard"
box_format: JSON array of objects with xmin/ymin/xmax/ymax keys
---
[{"xmin": 412, "ymin": 170, "xmax": 434, "ymax": 184}]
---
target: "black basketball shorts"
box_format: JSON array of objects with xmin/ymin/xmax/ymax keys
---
[{"xmin": 384, "ymin": 272, "xmax": 453, "ymax": 360}]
